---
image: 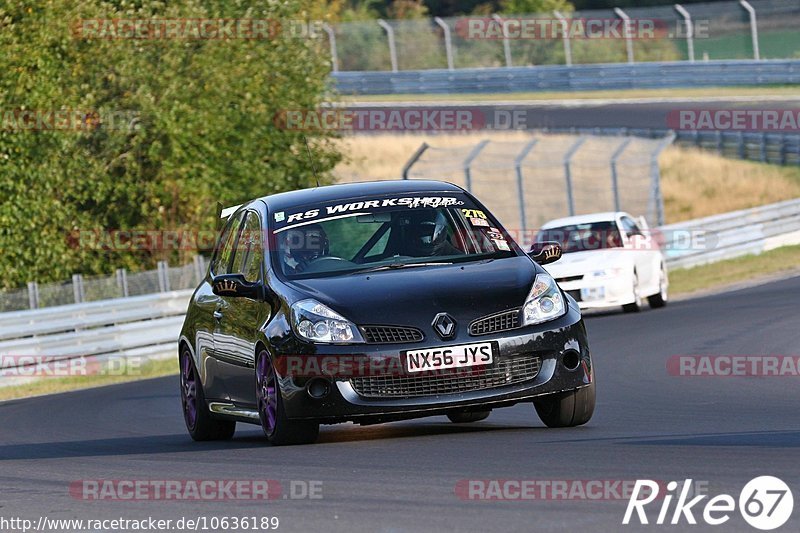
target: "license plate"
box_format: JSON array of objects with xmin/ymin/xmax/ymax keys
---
[{"xmin": 405, "ymin": 342, "xmax": 495, "ymax": 373}]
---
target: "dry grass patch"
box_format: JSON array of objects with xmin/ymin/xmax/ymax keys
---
[{"xmin": 660, "ymin": 146, "xmax": 800, "ymax": 222}]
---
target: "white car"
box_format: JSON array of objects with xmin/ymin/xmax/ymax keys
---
[{"xmin": 536, "ymin": 212, "xmax": 668, "ymax": 312}]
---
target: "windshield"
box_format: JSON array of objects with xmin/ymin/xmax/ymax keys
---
[
  {"xmin": 270, "ymin": 194, "xmax": 516, "ymax": 279},
  {"xmin": 536, "ymin": 221, "xmax": 622, "ymax": 254}
]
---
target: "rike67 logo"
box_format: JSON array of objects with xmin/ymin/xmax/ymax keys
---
[{"xmin": 623, "ymin": 477, "xmax": 793, "ymax": 530}]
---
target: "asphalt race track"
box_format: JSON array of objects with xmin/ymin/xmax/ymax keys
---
[
  {"xmin": 1, "ymin": 275, "xmax": 799, "ymax": 532},
  {"xmin": 351, "ymin": 97, "xmax": 800, "ymax": 132}
]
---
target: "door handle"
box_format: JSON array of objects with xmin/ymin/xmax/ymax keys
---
[{"xmin": 213, "ymin": 310, "xmax": 223, "ymax": 320}]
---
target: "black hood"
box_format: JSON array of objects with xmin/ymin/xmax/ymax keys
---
[{"xmin": 285, "ymin": 256, "xmax": 539, "ymax": 329}]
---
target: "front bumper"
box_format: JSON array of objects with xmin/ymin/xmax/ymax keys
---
[
  {"xmin": 272, "ymin": 302, "xmax": 592, "ymax": 423},
  {"xmin": 558, "ymin": 275, "xmax": 635, "ymax": 310}
]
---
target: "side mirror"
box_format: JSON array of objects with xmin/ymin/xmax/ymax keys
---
[
  {"xmin": 529, "ymin": 242, "xmax": 562, "ymax": 265},
  {"xmin": 212, "ymin": 273, "xmax": 264, "ymax": 299}
]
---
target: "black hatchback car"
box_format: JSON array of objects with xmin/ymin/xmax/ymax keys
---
[{"xmin": 178, "ymin": 180, "xmax": 595, "ymax": 445}]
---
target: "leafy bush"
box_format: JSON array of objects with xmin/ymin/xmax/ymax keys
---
[{"xmin": 0, "ymin": 0, "xmax": 340, "ymax": 289}]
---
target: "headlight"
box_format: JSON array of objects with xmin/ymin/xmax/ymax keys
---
[
  {"xmin": 521, "ymin": 273, "xmax": 566, "ymax": 326},
  {"xmin": 591, "ymin": 267, "xmax": 626, "ymax": 278},
  {"xmin": 291, "ymin": 299, "xmax": 365, "ymax": 344}
]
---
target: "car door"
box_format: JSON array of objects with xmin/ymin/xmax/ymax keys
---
[
  {"xmin": 213, "ymin": 209, "xmax": 272, "ymax": 406},
  {"xmin": 620, "ymin": 215, "xmax": 657, "ymax": 292},
  {"xmin": 195, "ymin": 211, "xmax": 245, "ymax": 401}
]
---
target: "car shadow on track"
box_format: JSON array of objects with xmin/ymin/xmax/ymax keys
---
[
  {"xmin": 0, "ymin": 423, "xmax": 544, "ymax": 460},
  {"xmin": 314, "ymin": 421, "xmax": 539, "ymax": 444}
]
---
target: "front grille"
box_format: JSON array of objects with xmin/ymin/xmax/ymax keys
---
[
  {"xmin": 469, "ymin": 309, "xmax": 520, "ymax": 336},
  {"xmin": 349, "ymin": 356, "xmax": 542, "ymax": 398},
  {"xmin": 362, "ymin": 325, "xmax": 424, "ymax": 344},
  {"xmin": 556, "ymin": 275, "xmax": 584, "ymax": 283}
]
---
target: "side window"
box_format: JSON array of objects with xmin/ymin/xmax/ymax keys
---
[
  {"xmin": 620, "ymin": 217, "xmax": 641, "ymax": 236},
  {"xmin": 231, "ymin": 211, "xmax": 264, "ymax": 282},
  {"xmin": 210, "ymin": 212, "xmax": 244, "ymax": 276}
]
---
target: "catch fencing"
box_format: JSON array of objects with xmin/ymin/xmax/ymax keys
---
[
  {"xmin": 0, "ymin": 257, "xmax": 205, "ymax": 313},
  {"xmin": 395, "ymin": 132, "xmax": 675, "ymax": 243},
  {"xmin": 326, "ymin": 0, "xmax": 800, "ymax": 72}
]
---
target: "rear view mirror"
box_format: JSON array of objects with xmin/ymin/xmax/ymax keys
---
[
  {"xmin": 212, "ymin": 273, "xmax": 264, "ymax": 299},
  {"xmin": 529, "ymin": 242, "xmax": 562, "ymax": 265}
]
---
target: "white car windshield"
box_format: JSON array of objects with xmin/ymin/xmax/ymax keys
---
[{"xmin": 537, "ymin": 221, "xmax": 623, "ymax": 254}]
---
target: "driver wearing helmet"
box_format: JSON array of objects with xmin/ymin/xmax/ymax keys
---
[
  {"xmin": 400, "ymin": 210, "xmax": 462, "ymax": 257},
  {"xmin": 281, "ymin": 223, "xmax": 329, "ymax": 274}
]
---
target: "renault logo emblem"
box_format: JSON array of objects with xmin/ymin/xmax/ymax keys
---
[{"xmin": 432, "ymin": 313, "xmax": 457, "ymax": 339}]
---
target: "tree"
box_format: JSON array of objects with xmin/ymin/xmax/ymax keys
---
[{"xmin": 0, "ymin": 0, "xmax": 340, "ymax": 288}]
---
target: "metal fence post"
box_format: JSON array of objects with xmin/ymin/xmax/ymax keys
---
[
  {"xmin": 434, "ymin": 17, "xmax": 454, "ymax": 70},
  {"xmin": 563, "ymin": 137, "xmax": 587, "ymax": 216},
  {"xmin": 674, "ymin": 4, "xmax": 695, "ymax": 62},
  {"xmin": 377, "ymin": 19, "xmax": 399, "ymax": 72},
  {"xmin": 157, "ymin": 261, "xmax": 170, "ymax": 292},
  {"xmin": 116, "ymin": 268, "xmax": 129, "ymax": 298},
  {"xmin": 614, "ymin": 8, "xmax": 635, "ymax": 64},
  {"xmin": 492, "ymin": 14, "xmax": 513, "ymax": 67},
  {"xmin": 193, "ymin": 255, "xmax": 206, "ymax": 283},
  {"xmin": 321, "ymin": 23, "xmax": 339, "ymax": 73},
  {"xmin": 27, "ymin": 281, "xmax": 39, "ymax": 309},
  {"xmin": 514, "ymin": 139, "xmax": 538, "ymax": 235},
  {"xmin": 651, "ymin": 132, "xmax": 676, "ymax": 227},
  {"xmin": 72, "ymin": 274, "xmax": 84, "ymax": 303},
  {"xmin": 739, "ymin": 0, "xmax": 760, "ymax": 60},
  {"xmin": 737, "ymin": 131, "xmax": 746, "ymax": 159},
  {"xmin": 779, "ymin": 134, "xmax": 787, "ymax": 165},
  {"xmin": 463, "ymin": 140, "xmax": 490, "ymax": 192},
  {"xmin": 401, "ymin": 142, "xmax": 429, "ymax": 179},
  {"xmin": 610, "ymin": 137, "xmax": 633, "ymax": 212},
  {"xmin": 553, "ymin": 11, "xmax": 572, "ymax": 66}
]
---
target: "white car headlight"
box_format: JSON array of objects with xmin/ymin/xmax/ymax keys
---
[
  {"xmin": 521, "ymin": 273, "xmax": 566, "ymax": 326},
  {"xmin": 291, "ymin": 299, "xmax": 365, "ymax": 344},
  {"xmin": 591, "ymin": 267, "xmax": 626, "ymax": 278}
]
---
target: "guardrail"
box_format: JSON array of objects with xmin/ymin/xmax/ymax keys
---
[
  {"xmin": 539, "ymin": 127, "xmax": 800, "ymax": 167},
  {"xmin": 663, "ymin": 198, "xmax": 800, "ymax": 269},
  {"xmin": 331, "ymin": 59, "xmax": 800, "ymax": 95},
  {"xmin": 0, "ymin": 290, "xmax": 192, "ymax": 388}
]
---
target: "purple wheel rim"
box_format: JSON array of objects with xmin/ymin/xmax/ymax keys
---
[
  {"xmin": 180, "ymin": 352, "xmax": 197, "ymax": 430},
  {"xmin": 257, "ymin": 352, "xmax": 278, "ymax": 436}
]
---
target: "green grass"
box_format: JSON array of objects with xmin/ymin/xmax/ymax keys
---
[
  {"xmin": 343, "ymin": 86, "xmax": 800, "ymax": 103},
  {"xmin": 670, "ymin": 244, "xmax": 800, "ymax": 295},
  {"xmin": 0, "ymin": 356, "xmax": 177, "ymax": 402}
]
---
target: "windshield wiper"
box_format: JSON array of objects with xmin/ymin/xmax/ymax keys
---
[{"xmin": 351, "ymin": 261, "xmax": 452, "ymax": 274}]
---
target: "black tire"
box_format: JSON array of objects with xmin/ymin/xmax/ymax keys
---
[
  {"xmin": 648, "ymin": 266, "xmax": 669, "ymax": 309},
  {"xmin": 180, "ymin": 348, "xmax": 236, "ymax": 441},
  {"xmin": 447, "ymin": 410, "xmax": 491, "ymax": 423},
  {"xmin": 256, "ymin": 350, "xmax": 319, "ymax": 446},
  {"xmin": 534, "ymin": 382, "xmax": 595, "ymax": 428},
  {"xmin": 622, "ymin": 272, "xmax": 642, "ymax": 313}
]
